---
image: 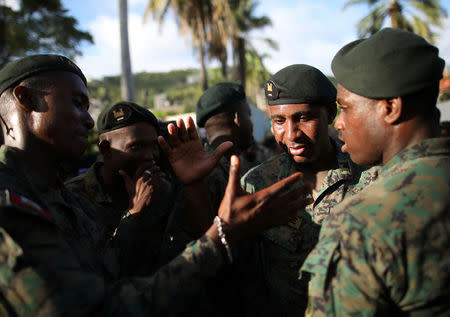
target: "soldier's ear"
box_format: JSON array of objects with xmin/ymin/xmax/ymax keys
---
[
  {"xmin": 233, "ymin": 111, "xmax": 240, "ymax": 127},
  {"xmin": 381, "ymin": 97, "xmax": 402, "ymax": 125},
  {"xmin": 98, "ymin": 139, "xmax": 112, "ymax": 159},
  {"xmin": 12, "ymin": 86, "xmax": 35, "ymax": 112}
]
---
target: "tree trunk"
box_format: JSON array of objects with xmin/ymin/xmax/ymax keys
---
[
  {"xmin": 387, "ymin": 0, "xmax": 401, "ymax": 29},
  {"xmin": 119, "ymin": 0, "xmax": 135, "ymax": 101},
  {"xmin": 199, "ymin": 43, "xmax": 208, "ymax": 91},
  {"xmin": 197, "ymin": 0, "xmax": 209, "ymax": 91},
  {"xmin": 0, "ymin": 0, "xmax": 8, "ymax": 68},
  {"xmin": 220, "ymin": 54, "xmax": 227, "ymax": 80},
  {"xmin": 237, "ymin": 37, "xmax": 246, "ymax": 86}
]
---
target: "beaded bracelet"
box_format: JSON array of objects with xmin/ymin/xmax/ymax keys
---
[{"xmin": 214, "ymin": 216, "xmax": 233, "ymax": 264}]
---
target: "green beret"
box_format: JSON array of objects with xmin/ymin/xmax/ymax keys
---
[
  {"xmin": 97, "ymin": 101, "xmax": 159, "ymax": 135},
  {"xmin": 332, "ymin": 28, "xmax": 445, "ymax": 98},
  {"xmin": 196, "ymin": 82, "xmax": 246, "ymax": 127},
  {"xmin": 0, "ymin": 54, "xmax": 87, "ymax": 94},
  {"xmin": 265, "ymin": 64, "xmax": 336, "ymax": 106}
]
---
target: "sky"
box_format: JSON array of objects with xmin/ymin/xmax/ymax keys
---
[{"xmin": 10, "ymin": 0, "xmax": 450, "ymax": 79}]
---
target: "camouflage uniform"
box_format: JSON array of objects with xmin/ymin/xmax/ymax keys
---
[
  {"xmin": 0, "ymin": 145, "xmax": 225, "ymax": 316},
  {"xmin": 65, "ymin": 161, "xmax": 124, "ymax": 238},
  {"xmin": 65, "ymin": 160, "xmax": 192, "ymax": 276},
  {"xmin": 241, "ymin": 138, "xmax": 379, "ymax": 316},
  {"xmin": 301, "ymin": 138, "xmax": 450, "ymax": 316}
]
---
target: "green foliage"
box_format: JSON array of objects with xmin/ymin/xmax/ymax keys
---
[
  {"xmin": 0, "ymin": 0, "xmax": 93, "ymax": 67},
  {"xmin": 344, "ymin": 0, "xmax": 448, "ymax": 43},
  {"xmin": 88, "ymin": 69, "xmax": 204, "ymax": 111}
]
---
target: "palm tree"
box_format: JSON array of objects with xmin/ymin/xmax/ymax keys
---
[
  {"xmin": 207, "ymin": 2, "xmax": 233, "ymax": 80},
  {"xmin": 228, "ymin": 0, "xmax": 278, "ymax": 86},
  {"xmin": 145, "ymin": 0, "xmax": 217, "ymax": 90},
  {"xmin": 344, "ymin": 0, "xmax": 448, "ymax": 43},
  {"xmin": 119, "ymin": 0, "xmax": 135, "ymax": 101}
]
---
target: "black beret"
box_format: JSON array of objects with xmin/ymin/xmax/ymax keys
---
[
  {"xmin": 0, "ymin": 54, "xmax": 87, "ymax": 94},
  {"xmin": 265, "ymin": 64, "xmax": 336, "ymax": 106},
  {"xmin": 196, "ymin": 82, "xmax": 246, "ymax": 127},
  {"xmin": 97, "ymin": 101, "xmax": 160, "ymax": 135},
  {"xmin": 332, "ymin": 28, "xmax": 445, "ymax": 98}
]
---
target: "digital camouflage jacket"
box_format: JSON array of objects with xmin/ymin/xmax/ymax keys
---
[
  {"xmin": 302, "ymin": 137, "xmax": 450, "ymax": 316},
  {"xmin": 241, "ymin": 139, "xmax": 379, "ymax": 316}
]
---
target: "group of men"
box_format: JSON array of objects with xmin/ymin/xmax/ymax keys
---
[{"xmin": 0, "ymin": 27, "xmax": 447, "ymax": 316}]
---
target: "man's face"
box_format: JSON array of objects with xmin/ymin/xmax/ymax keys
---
[
  {"xmin": 105, "ymin": 122, "xmax": 160, "ymax": 177},
  {"xmin": 335, "ymin": 85, "xmax": 383, "ymax": 165},
  {"xmin": 235, "ymin": 101, "xmax": 254, "ymax": 150},
  {"xmin": 31, "ymin": 71, "xmax": 94, "ymax": 161},
  {"xmin": 268, "ymin": 103, "xmax": 333, "ymax": 165}
]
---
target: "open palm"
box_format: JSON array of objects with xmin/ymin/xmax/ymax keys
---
[{"xmin": 158, "ymin": 116, "xmax": 233, "ymax": 184}]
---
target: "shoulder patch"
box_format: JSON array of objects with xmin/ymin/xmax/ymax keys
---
[{"xmin": 0, "ymin": 190, "xmax": 53, "ymax": 221}]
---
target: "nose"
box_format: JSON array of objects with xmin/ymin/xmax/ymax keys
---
[
  {"xmin": 286, "ymin": 119, "xmax": 302, "ymax": 141},
  {"xmin": 84, "ymin": 111, "xmax": 95, "ymax": 130},
  {"xmin": 334, "ymin": 112, "xmax": 344, "ymax": 132},
  {"xmin": 142, "ymin": 147, "xmax": 159, "ymax": 162}
]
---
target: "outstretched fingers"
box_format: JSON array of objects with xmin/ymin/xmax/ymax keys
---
[
  {"xmin": 186, "ymin": 116, "xmax": 199, "ymax": 141},
  {"xmin": 176, "ymin": 118, "xmax": 189, "ymax": 143},
  {"xmin": 167, "ymin": 122, "xmax": 181, "ymax": 147},
  {"xmin": 157, "ymin": 135, "xmax": 172, "ymax": 157}
]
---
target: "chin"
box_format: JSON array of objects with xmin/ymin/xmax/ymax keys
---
[
  {"xmin": 348, "ymin": 152, "xmax": 377, "ymax": 166},
  {"xmin": 292, "ymin": 156, "xmax": 311, "ymax": 164}
]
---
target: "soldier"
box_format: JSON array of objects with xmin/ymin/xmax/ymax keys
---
[
  {"xmin": 66, "ymin": 101, "xmax": 170, "ymax": 233},
  {"xmin": 301, "ymin": 28, "xmax": 450, "ymax": 315},
  {"xmin": 0, "ymin": 54, "xmax": 312, "ymax": 315},
  {"xmin": 196, "ymin": 81, "xmax": 254, "ymax": 213},
  {"xmin": 66, "ymin": 101, "xmax": 180, "ymax": 275},
  {"xmin": 241, "ymin": 64, "xmax": 379, "ymax": 315}
]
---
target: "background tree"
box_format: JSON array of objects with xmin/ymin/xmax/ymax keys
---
[
  {"xmin": 344, "ymin": 0, "xmax": 448, "ymax": 43},
  {"xmin": 228, "ymin": 0, "xmax": 278, "ymax": 87},
  {"xmin": 119, "ymin": 0, "xmax": 135, "ymax": 101},
  {"xmin": 145, "ymin": 0, "xmax": 219, "ymax": 90},
  {"xmin": 0, "ymin": 0, "xmax": 93, "ymax": 67}
]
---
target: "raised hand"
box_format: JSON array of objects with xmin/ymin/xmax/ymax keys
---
[
  {"xmin": 208, "ymin": 155, "xmax": 313, "ymax": 244},
  {"xmin": 158, "ymin": 116, "xmax": 233, "ymax": 184}
]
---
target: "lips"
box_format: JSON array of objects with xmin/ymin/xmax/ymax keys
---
[
  {"xmin": 338, "ymin": 135, "xmax": 347, "ymax": 153},
  {"xmin": 288, "ymin": 145, "xmax": 306, "ymax": 156}
]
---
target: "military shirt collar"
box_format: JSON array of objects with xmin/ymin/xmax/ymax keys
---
[
  {"xmin": 0, "ymin": 145, "xmax": 64, "ymax": 194},
  {"xmin": 314, "ymin": 138, "xmax": 357, "ymax": 199}
]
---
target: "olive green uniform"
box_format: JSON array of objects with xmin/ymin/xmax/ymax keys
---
[
  {"xmin": 0, "ymin": 145, "xmax": 224, "ymax": 316},
  {"xmin": 302, "ymin": 138, "xmax": 450, "ymax": 316}
]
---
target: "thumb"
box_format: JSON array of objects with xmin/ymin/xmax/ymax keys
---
[{"xmin": 212, "ymin": 141, "xmax": 233, "ymax": 163}]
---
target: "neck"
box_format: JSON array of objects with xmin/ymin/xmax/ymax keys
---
[
  {"xmin": 12, "ymin": 143, "xmax": 60, "ymax": 187},
  {"xmin": 382, "ymin": 118, "xmax": 437, "ymax": 164}
]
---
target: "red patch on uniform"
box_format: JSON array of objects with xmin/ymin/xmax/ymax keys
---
[{"xmin": 9, "ymin": 191, "xmax": 53, "ymax": 220}]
